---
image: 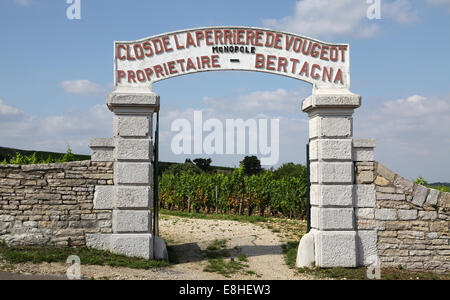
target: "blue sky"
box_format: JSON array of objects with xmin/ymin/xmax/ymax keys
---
[{"xmin": 1, "ymin": 0, "xmax": 450, "ymax": 182}]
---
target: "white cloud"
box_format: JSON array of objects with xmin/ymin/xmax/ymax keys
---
[
  {"xmin": 14, "ymin": 0, "xmax": 32, "ymax": 7},
  {"xmin": 426, "ymin": 0, "xmax": 450, "ymax": 12},
  {"xmin": 263, "ymin": 0, "xmax": 419, "ymax": 39},
  {"xmin": 59, "ymin": 80, "xmax": 109, "ymax": 100},
  {"xmin": 354, "ymin": 93, "xmax": 450, "ymax": 182},
  {"xmin": 0, "ymin": 99, "xmax": 112, "ymax": 154}
]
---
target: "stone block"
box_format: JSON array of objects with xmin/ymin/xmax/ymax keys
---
[
  {"xmin": 353, "ymin": 139, "xmax": 377, "ymax": 148},
  {"xmin": 320, "ymin": 117, "xmax": 352, "ymax": 138},
  {"xmin": 376, "ymin": 163, "xmax": 396, "ymax": 183},
  {"xmin": 318, "ymin": 139, "xmax": 352, "ymax": 160},
  {"xmin": 394, "ymin": 176, "xmax": 414, "ymax": 193},
  {"xmin": 115, "ymin": 186, "xmax": 152, "ymax": 209},
  {"xmin": 398, "ymin": 209, "xmax": 418, "ymax": 220},
  {"xmin": 426, "ymin": 189, "xmax": 440, "ymax": 206},
  {"xmin": 114, "ymin": 163, "xmax": 151, "ymax": 185},
  {"xmin": 411, "ymin": 185, "xmax": 428, "ymax": 207},
  {"xmin": 375, "ymin": 209, "xmax": 397, "ymax": 220},
  {"xmin": 93, "ymin": 185, "xmax": 114, "ymax": 210},
  {"xmin": 418, "ymin": 211, "xmax": 438, "ymax": 220},
  {"xmin": 320, "ymin": 162, "xmax": 353, "ymax": 184},
  {"xmin": 110, "ymin": 234, "xmax": 167, "ymax": 260},
  {"xmin": 310, "ymin": 184, "xmax": 353, "ymax": 207},
  {"xmin": 354, "ymin": 184, "xmax": 376, "ymax": 208},
  {"xmin": 356, "ymin": 170, "xmax": 374, "ymax": 184},
  {"xmin": 353, "ymin": 148, "xmax": 375, "ymax": 162},
  {"xmin": 311, "ymin": 207, "xmax": 354, "ymax": 230},
  {"xmin": 374, "ymin": 176, "xmax": 390, "ymax": 186},
  {"xmin": 296, "ymin": 230, "xmax": 315, "ymax": 268},
  {"xmin": 357, "ymin": 230, "xmax": 378, "ymax": 266},
  {"xmin": 112, "ymin": 210, "xmax": 151, "ymax": 233},
  {"xmin": 116, "ymin": 139, "xmax": 152, "ymax": 161},
  {"xmin": 356, "ymin": 208, "xmax": 375, "ymax": 219},
  {"xmin": 309, "ymin": 140, "xmax": 318, "ymax": 161},
  {"xmin": 315, "ymin": 231, "xmax": 357, "ymax": 267},
  {"xmin": 86, "ymin": 233, "xmax": 111, "ymax": 251},
  {"xmin": 309, "ymin": 162, "xmax": 318, "ymax": 184},
  {"xmin": 115, "ymin": 116, "xmax": 152, "ymax": 138}
]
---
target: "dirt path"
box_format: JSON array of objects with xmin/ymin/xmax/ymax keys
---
[{"xmin": 0, "ymin": 215, "xmax": 311, "ymax": 280}]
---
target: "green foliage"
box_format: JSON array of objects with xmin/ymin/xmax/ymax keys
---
[
  {"xmin": 274, "ymin": 162, "xmax": 307, "ymax": 179},
  {"xmin": 240, "ymin": 156, "xmax": 262, "ymax": 176},
  {"xmin": 2, "ymin": 147, "xmax": 81, "ymax": 165},
  {"xmin": 159, "ymin": 164, "xmax": 308, "ymax": 219},
  {"xmin": 0, "ymin": 244, "xmax": 170, "ymax": 269},
  {"xmin": 415, "ymin": 176, "xmax": 429, "ymax": 186},
  {"xmin": 165, "ymin": 161, "xmax": 203, "ymax": 176},
  {"xmin": 193, "ymin": 158, "xmax": 212, "ymax": 172}
]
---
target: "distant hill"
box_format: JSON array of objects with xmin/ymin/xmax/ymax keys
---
[
  {"xmin": 429, "ymin": 182, "xmax": 450, "ymax": 187},
  {"xmin": 0, "ymin": 146, "xmax": 234, "ymax": 175}
]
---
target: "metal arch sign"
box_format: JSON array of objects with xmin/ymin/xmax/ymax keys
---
[{"xmin": 114, "ymin": 27, "xmax": 350, "ymax": 90}]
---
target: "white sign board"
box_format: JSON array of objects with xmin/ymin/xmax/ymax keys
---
[{"xmin": 114, "ymin": 27, "xmax": 350, "ymax": 91}]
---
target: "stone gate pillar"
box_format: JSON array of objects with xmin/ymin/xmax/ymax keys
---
[
  {"xmin": 297, "ymin": 89, "xmax": 361, "ymax": 268},
  {"xmin": 87, "ymin": 91, "xmax": 167, "ymax": 260}
]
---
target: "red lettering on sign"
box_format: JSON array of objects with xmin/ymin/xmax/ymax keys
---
[
  {"xmin": 134, "ymin": 44, "xmax": 144, "ymax": 60},
  {"xmin": 162, "ymin": 36, "xmax": 173, "ymax": 52},
  {"xmin": 195, "ymin": 31, "xmax": 204, "ymax": 47},
  {"xmin": 117, "ymin": 45, "xmax": 126, "ymax": 60},
  {"xmin": 186, "ymin": 58, "xmax": 196, "ymax": 71},
  {"xmin": 299, "ymin": 62, "xmax": 309, "ymax": 77},
  {"xmin": 224, "ymin": 30, "xmax": 233, "ymax": 45},
  {"xmin": 330, "ymin": 47, "xmax": 338, "ymax": 62},
  {"xmin": 302, "ymin": 41, "xmax": 311, "ymax": 56},
  {"xmin": 128, "ymin": 70, "xmax": 137, "ymax": 83},
  {"xmin": 136, "ymin": 70, "xmax": 146, "ymax": 82},
  {"xmin": 174, "ymin": 35, "xmax": 184, "ymax": 50},
  {"xmin": 323, "ymin": 67, "xmax": 333, "ymax": 82},
  {"xmin": 290, "ymin": 58, "xmax": 299, "ymax": 73},
  {"xmin": 201, "ymin": 56, "xmax": 210, "ymax": 69},
  {"xmin": 116, "ymin": 70, "xmax": 126, "ymax": 83},
  {"xmin": 142, "ymin": 41, "xmax": 153, "ymax": 57},
  {"xmin": 214, "ymin": 30, "xmax": 223, "ymax": 45},
  {"xmin": 152, "ymin": 39, "xmax": 164, "ymax": 54},
  {"xmin": 266, "ymin": 55, "xmax": 276, "ymax": 71},
  {"xmin": 274, "ymin": 33, "xmax": 283, "ymax": 49},
  {"xmin": 237, "ymin": 29, "xmax": 245, "ymax": 45},
  {"xmin": 265, "ymin": 32, "xmax": 275, "ymax": 47},
  {"xmin": 145, "ymin": 68, "xmax": 153, "ymax": 81},
  {"xmin": 177, "ymin": 59, "xmax": 186, "ymax": 72},
  {"xmin": 186, "ymin": 32, "xmax": 196, "ymax": 48},
  {"xmin": 311, "ymin": 43, "xmax": 320, "ymax": 58},
  {"xmin": 339, "ymin": 46, "xmax": 347, "ymax": 62},
  {"xmin": 255, "ymin": 31, "xmax": 264, "ymax": 46},
  {"xmin": 205, "ymin": 30, "xmax": 214, "ymax": 46},
  {"xmin": 311, "ymin": 64, "xmax": 321, "ymax": 79},
  {"xmin": 334, "ymin": 69, "xmax": 343, "ymax": 84},
  {"xmin": 211, "ymin": 55, "xmax": 220, "ymax": 68},
  {"xmin": 278, "ymin": 57, "xmax": 288, "ymax": 72},
  {"xmin": 154, "ymin": 65, "xmax": 164, "ymax": 78},
  {"xmin": 126, "ymin": 45, "xmax": 135, "ymax": 60},
  {"xmin": 246, "ymin": 30, "xmax": 255, "ymax": 46},
  {"xmin": 293, "ymin": 38, "xmax": 302, "ymax": 53},
  {"xmin": 320, "ymin": 45, "xmax": 329, "ymax": 61},
  {"xmin": 285, "ymin": 36, "xmax": 294, "ymax": 51},
  {"xmin": 255, "ymin": 53, "xmax": 265, "ymax": 69}
]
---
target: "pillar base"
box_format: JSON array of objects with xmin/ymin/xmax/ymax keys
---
[{"xmin": 86, "ymin": 233, "xmax": 168, "ymax": 261}]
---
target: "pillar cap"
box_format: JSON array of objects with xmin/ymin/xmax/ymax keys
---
[
  {"xmin": 302, "ymin": 89, "xmax": 361, "ymax": 113},
  {"xmin": 107, "ymin": 91, "xmax": 160, "ymax": 113}
]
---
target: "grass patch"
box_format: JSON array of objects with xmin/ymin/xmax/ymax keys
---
[
  {"xmin": 281, "ymin": 240, "xmax": 449, "ymax": 280},
  {"xmin": 204, "ymin": 257, "xmax": 248, "ymax": 278},
  {"xmin": 207, "ymin": 239, "xmax": 227, "ymax": 251},
  {"xmin": 0, "ymin": 243, "xmax": 170, "ymax": 270}
]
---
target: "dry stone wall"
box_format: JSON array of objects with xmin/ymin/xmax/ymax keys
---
[
  {"xmin": 0, "ymin": 161, "xmax": 113, "ymax": 247},
  {"xmin": 355, "ymin": 161, "xmax": 449, "ymax": 273}
]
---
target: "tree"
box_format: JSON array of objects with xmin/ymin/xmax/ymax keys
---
[
  {"xmin": 166, "ymin": 162, "xmax": 203, "ymax": 175},
  {"xmin": 240, "ymin": 156, "xmax": 262, "ymax": 176},
  {"xmin": 193, "ymin": 158, "xmax": 212, "ymax": 173},
  {"xmin": 274, "ymin": 162, "xmax": 307, "ymax": 179}
]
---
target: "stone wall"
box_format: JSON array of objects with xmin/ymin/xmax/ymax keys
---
[
  {"xmin": 355, "ymin": 161, "xmax": 449, "ymax": 273},
  {"xmin": 0, "ymin": 161, "xmax": 113, "ymax": 247}
]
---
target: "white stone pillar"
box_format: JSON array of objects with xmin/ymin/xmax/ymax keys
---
[
  {"xmin": 297, "ymin": 89, "xmax": 361, "ymax": 268},
  {"xmin": 87, "ymin": 91, "xmax": 167, "ymax": 260}
]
